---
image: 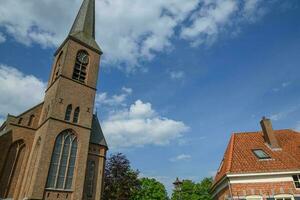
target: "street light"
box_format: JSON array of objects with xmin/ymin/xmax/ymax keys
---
[{"xmin": 173, "ymin": 178, "xmax": 183, "ymax": 200}]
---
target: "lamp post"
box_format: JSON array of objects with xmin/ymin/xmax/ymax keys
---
[{"xmin": 173, "ymin": 177, "xmax": 183, "ymax": 200}]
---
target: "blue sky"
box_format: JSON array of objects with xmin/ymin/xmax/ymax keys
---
[{"xmin": 0, "ymin": 0, "xmax": 300, "ymax": 193}]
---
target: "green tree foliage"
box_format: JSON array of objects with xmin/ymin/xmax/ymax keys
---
[
  {"xmin": 171, "ymin": 178, "xmax": 213, "ymax": 200},
  {"xmin": 131, "ymin": 178, "xmax": 169, "ymax": 200},
  {"xmin": 103, "ymin": 153, "xmax": 140, "ymax": 200}
]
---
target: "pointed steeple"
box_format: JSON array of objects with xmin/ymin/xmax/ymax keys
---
[
  {"xmin": 70, "ymin": 0, "xmax": 95, "ymax": 39},
  {"xmin": 60, "ymin": 0, "xmax": 102, "ymax": 54}
]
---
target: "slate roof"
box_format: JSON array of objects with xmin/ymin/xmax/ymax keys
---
[
  {"xmin": 68, "ymin": 0, "xmax": 101, "ymax": 53},
  {"xmin": 214, "ymin": 129, "xmax": 300, "ymax": 185},
  {"xmin": 90, "ymin": 114, "xmax": 108, "ymax": 148}
]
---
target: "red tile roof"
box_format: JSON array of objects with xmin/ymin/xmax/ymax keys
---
[{"xmin": 214, "ymin": 129, "xmax": 300, "ymax": 185}]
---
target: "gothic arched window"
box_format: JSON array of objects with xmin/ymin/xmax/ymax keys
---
[
  {"xmin": 0, "ymin": 140, "xmax": 26, "ymax": 197},
  {"xmin": 28, "ymin": 115, "xmax": 35, "ymax": 126},
  {"xmin": 86, "ymin": 160, "xmax": 95, "ymax": 197},
  {"xmin": 73, "ymin": 107, "xmax": 80, "ymax": 123},
  {"xmin": 53, "ymin": 51, "xmax": 63, "ymax": 82},
  {"xmin": 65, "ymin": 104, "xmax": 72, "ymax": 121},
  {"xmin": 46, "ymin": 130, "xmax": 77, "ymax": 190},
  {"xmin": 72, "ymin": 50, "xmax": 89, "ymax": 83}
]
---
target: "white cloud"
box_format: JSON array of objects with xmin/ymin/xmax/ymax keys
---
[
  {"xmin": 102, "ymin": 100, "xmax": 189, "ymax": 149},
  {"xmin": 170, "ymin": 154, "xmax": 192, "ymax": 162},
  {"xmin": 169, "ymin": 70, "xmax": 185, "ymax": 80},
  {"xmin": 0, "ymin": 65, "xmax": 46, "ymax": 119},
  {"xmin": 96, "ymin": 87, "xmax": 132, "ymax": 107},
  {"xmin": 0, "ymin": 0, "xmax": 268, "ymax": 71},
  {"xmin": 180, "ymin": 0, "xmax": 266, "ymax": 46},
  {"xmin": 0, "ymin": 33, "xmax": 6, "ymax": 44}
]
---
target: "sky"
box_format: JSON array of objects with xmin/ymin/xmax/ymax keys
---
[{"xmin": 0, "ymin": 0, "xmax": 300, "ymax": 194}]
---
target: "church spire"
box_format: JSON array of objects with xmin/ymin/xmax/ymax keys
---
[
  {"xmin": 70, "ymin": 0, "xmax": 95, "ymax": 39},
  {"xmin": 58, "ymin": 0, "xmax": 102, "ymax": 54}
]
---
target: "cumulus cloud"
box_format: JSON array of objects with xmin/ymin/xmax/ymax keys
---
[
  {"xmin": 96, "ymin": 87, "xmax": 132, "ymax": 107},
  {"xmin": 180, "ymin": 0, "xmax": 266, "ymax": 46},
  {"xmin": 170, "ymin": 154, "xmax": 192, "ymax": 162},
  {"xmin": 0, "ymin": 33, "xmax": 6, "ymax": 44},
  {"xmin": 0, "ymin": 0, "xmax": 268, "ymax": 71},
  {"xmin": 0, "ymin": 65, "xmax": 46, "ymax": 120},
  {"xmin": 102, "ymin": 100, "xmax": 189, "ymax": 149}
]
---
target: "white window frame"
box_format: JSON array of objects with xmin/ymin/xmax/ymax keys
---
[
  {"xmin": 274, "ymin": 194, "xmax": 294, "ymax": 200},
  {"xmin": 246, "ymin": 195, "xmax": 263, "ymax": 200}
]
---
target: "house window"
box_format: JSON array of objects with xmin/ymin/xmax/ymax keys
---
[
  {"xmin": 73, "ymin": 107, "xmax": 80, "ymax": 123},
  {"xmin": 65, "ymin": 104, "xmax": 72, "ymax": 121},
  {"xmin": 72, "ymin": 50, "xmax": 89, "ymax": 83},
  {"xmin": 252, "ymin": 149, "xmax": 271, "ymax": 160},
  {"xmin": 293, "ymin": 175, "xmax": 300, "ymax": 188},
  {"xmin": 46, "ymin": 130, "xmax": 77, "ymax": 190}
]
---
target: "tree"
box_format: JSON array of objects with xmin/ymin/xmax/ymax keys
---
[
  {"xmin": 171, "ymin": 178, "xmax": 213, "ymax": 200},
  {"xmin": 131, "ymin": 178, "xmax": 169, "ymax": 200},
  {"xmin": 103, "ymin": 153, "xmax": 140, "ymax": 200},
  {"xmin": 194, "ymin": 178, "xmax": 213, "ymax": 200}
]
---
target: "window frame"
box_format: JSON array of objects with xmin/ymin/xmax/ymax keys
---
[
  {"xmin": 46, "ymin": 130, "xmax": 77, "ymax": 191},
  {"xmin": 293, "ymin": 175, "xmax": 300, "ymax": 189},
  {"xmin": 246, "ymin": 195, "xmax": 263, "ymax": 200},
  {"xmin": 274, "ymin": 194, "xmax": 294, "ymax": 200},
  {"xmin": 252, "ymin": 149, "xmax": 271, "ymax": 160},
  {"xmin": 28, "ymin": 114, "xmax": 35, "ymax": 126},
  {"xmin": 65, "ymin": 104, "xmax": 72, "ymax": 121},
  {"xmin": 73, "ymin": 107, "xmax": 80, "ymax": 123},
  {"xmin": 72, "ymin": 50, "xmax": 89, "ymax": 83}
]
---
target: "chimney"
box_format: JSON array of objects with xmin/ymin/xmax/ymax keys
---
[{"xmin": 260, "ymin": 117, "xmax": 280, "ymax": 149}]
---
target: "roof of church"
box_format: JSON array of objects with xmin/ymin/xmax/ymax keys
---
[
  {"xmin": 90, "ymin": 114, "xmax": 108, "ymax": 148},
  {"xmin": 213, "ymin": 129, "xmax": 300, "ymax": 186},
  {"xmin": 68, "ymin": 0, "xmax": 101, "ymax": 53}
]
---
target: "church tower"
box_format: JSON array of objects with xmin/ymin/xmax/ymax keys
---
[{"xmin": 0, "ymin": 0, "xmax": 107, "ymax": 199}]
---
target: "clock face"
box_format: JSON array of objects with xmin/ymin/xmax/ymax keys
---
[{"xmin": 77, "ymin": 51, "xmax": 89, "ymax": 64}]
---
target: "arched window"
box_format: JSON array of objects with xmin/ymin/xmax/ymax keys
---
[
  {"xmin": 65, "ymin": 105, "xmax": 72, "ymax": 121},
  {"xmin": 86, "ymin": 160, "xmax": 95, "ymax": 197},
  {"xmin": 28, "ymin": 115, "xmax": 35, "ymax": 126},
  {"xmin": 72, "ymin": 50, "xmax": 89, "ymax": 83},
  {"xmin": 0, "ymin": 140, "xmax": 26, "ymax": 198},
  {"xmin": 52, "ymin": 51, "xmax": 63, "ymax": 82},
  {"xmin": 46, "ymin": 130, "xmax": 77, "ymax": 190},
  {"xmin": 18, "ymin": 118, "xmax": 23, "ymax": 125},
  {"xmin": 73, "ymin": 107, "xmax": 80, "ymax": 123}
]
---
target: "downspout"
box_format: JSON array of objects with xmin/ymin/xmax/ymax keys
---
[{"xmin": 228, "ymin": 177, "xmax": 234, "ymax": 200}]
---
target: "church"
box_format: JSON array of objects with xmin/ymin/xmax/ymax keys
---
[{"xmin": 0, "ymin": 0, "xmax": 108, "ymax": 199}]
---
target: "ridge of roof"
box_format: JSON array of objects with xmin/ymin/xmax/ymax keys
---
[{"xmin": 233, "ymin": 129, "xmax": 297, "ymax": 135}]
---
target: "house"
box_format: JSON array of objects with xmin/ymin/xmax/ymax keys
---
[
  {"xmin": 0, "ymin": 0, "xmax": 108, "ymax": 199},
  {"xmin": 211, "ymin": 117, "xmax": 300, "ymax": 200}
]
